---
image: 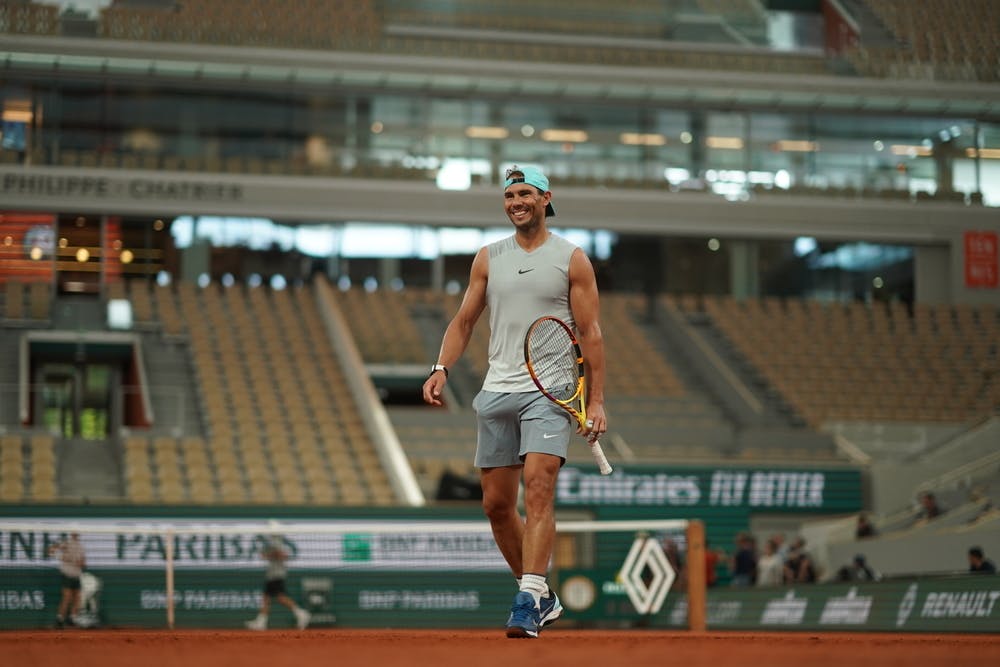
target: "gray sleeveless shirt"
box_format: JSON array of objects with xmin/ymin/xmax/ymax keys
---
[{"xmin": 483, "ymin": 233, "xmax": 578, "ymax": 392}]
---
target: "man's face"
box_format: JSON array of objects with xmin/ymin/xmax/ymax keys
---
[{"xmin": 504, "ymin": 181, "xmax": 549, "ymax": 230}]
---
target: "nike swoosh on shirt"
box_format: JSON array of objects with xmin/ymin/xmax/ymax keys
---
[
  {"xmin": 542, "ymin": 433, "xmax": 559, "ymax": 439},
  {"xmin": 518, "ymin": 268, "xmax": 534, "ymax": 274}
]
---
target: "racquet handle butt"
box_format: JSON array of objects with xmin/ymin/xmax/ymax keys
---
[{"xmin": 589, "ymin": 439, "xmax": 613, "ymax": 475}]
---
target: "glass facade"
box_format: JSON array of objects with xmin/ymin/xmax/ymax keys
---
[
  {"xmin": 1, "ymin": 0, "xmax": 997, "ymax": 305},
  {"xmin": 3, "ymin": 76, "xmax": 996, "ymax": 204}
]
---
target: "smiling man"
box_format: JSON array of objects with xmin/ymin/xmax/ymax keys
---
[{"xmin": 423, "ymin": 164, "xmax": 607, "ymax": 638}]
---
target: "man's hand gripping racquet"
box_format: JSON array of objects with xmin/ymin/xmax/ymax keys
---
[{"xmin": 524, "ymin": 316, "xmax": 612, "ymax": 475}]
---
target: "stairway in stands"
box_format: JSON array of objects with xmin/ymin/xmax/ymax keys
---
[
  {"xmin": 138, "ymin": 332, "xmax": 203, "ymax": 438},
  {"xmin": 657, "ymin": 299, "xmax": 801, "ymax": 428},
  {"xmin": 58, "ymin": 436, "xmax": 123, "ymax": 501},
  {"xmin": 0, "ymin": 328, "xmax": 21, "ymax": 426},
  {"xmin": 839, "ymin": 0, "xmax": 902, "ymax": 48},
  {"xmin": 650, "ymin": 296, "xmax": 840, "ymax": 461}
]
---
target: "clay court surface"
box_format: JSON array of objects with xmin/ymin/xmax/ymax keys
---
[{"xmin": 5, "ymin": 629, "xmax": 1000, "ymax": 667}]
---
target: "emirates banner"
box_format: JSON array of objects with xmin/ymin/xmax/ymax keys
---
[{"xmin": 556, "ymin": 465, "xmax": 862, "ymax": 512}]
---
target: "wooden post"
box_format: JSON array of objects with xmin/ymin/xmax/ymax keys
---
[
  {"xmin": 166, "ymin": 529, "xmax": 175, "ymax": 629},
  {"xmin": 686, "ymin": 519, "xmax": 707, "ymax": 632}
]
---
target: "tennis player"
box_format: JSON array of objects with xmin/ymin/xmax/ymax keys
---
[
  {"xmin": 245, "ymin": 534, "xmax": 311, "ymax": 630},
  {"xmin": 422, "ymin": 165, "xmax": 607, "ymax": 638},
  {"xmin": 48, "ymin": 532, "xmax": 86, "ymax": 628}
]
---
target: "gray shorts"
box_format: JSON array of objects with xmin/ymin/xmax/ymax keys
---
[{"xmin": 472, "ymin": 390, "xmax": 572, "ymax": 468}]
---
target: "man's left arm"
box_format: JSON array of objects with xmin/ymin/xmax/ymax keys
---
[{"xmin": 568, "ymin": 248, "xmax": 606, "ymax": 437}]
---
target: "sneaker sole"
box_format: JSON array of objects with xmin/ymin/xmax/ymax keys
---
[
  {"xmin": 540, "ymin": 608, "xmax": 563, "ymax": 627},
  {"xmin": 505, "ymin": 626, "xmax": 538, "ymax": 639},
  {"xmin": 539, "ymin": 597, "xmax": 563, "ymax": 628}
]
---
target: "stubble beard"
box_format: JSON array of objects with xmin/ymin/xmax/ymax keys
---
[{"xmin": 508, "ymin": 208, "xmax": 543, "ymax": 233}]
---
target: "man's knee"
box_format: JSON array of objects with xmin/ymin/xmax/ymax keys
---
[
  {"xmin": 523, "ymin": 463, "xmax": 558, "ymax": 495},
  {"xmin": 520, "ymin": 478, "xmax": 555, "ymax": 517},
  {"xmin": 482, "ymin": 493, "xmax": 517, "ymax": 522}
]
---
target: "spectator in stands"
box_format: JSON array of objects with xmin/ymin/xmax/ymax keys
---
[
  {"xmin": 47, "ymin": 532, "xmax": 86, "ymax": 628},
  {"xmin": 836, "ymin": 554, "xmax": 881, "ymax": 582},
  {"xmin": 756, "ymin": 537, "xmax": 785, "ymax": 587},
  {"xmin": 770, "ymin": 532, "xmax": 790, "ymax": 560},
  {"xmin": 855, "ymin": 513, "xmax": 877, "ymax": 539},
  {"xmin": 422, "ymin": 165, "xmax": 606, "ymax": 639},
  {"xmin": 660, "ymin": 535, "xmax": 684, "ymax": 587},
  {"xmin": 913, "ymin": 491, "xmax": 943, "ymax": 525},
  {"xmin": 245, "ymin": 534, "xmax": 311, "ymax": 630},
  {"xmin": 729, "ymin": 532, "xmax": 757, "ymax": 587},
  {"xmin": 968, "ymin": 546, "xmax": 997, "ymax": 574},
  {"xmin": 757, "ymin": 537, "xmax": 785, "ymax": 586},
  {"xmin": 704, "ymin": 538, "xmax": 723, "ymax": 588},
  {"xmin": 783, "ymin": 536, "xmax": 817, "ymax": 584}
]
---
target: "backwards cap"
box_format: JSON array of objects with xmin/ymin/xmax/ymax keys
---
[{"xmin": 504, "ymin": 165, "xmax": 555, "ymax": 217}]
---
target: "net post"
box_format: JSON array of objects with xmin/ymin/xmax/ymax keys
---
[
  {"xmin": 165, "ymin": 529, "xmax": 175, "ymax": 629},
  {"xmin": 685, "ymin": 519, "xmax": 706, "ymax": 632}
]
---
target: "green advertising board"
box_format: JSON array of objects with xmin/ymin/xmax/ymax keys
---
[
  {"xmin": 0, "ymin": 464, "xmax": 866, "ymax": 632},
  {"xmin": 6, "ymin": 566, "xmax": 996, "ymax": 632},
  {"xmin": 559, "ymin": 463, "xmax": 864, "ymax": 576},
  {"xmin": 557, "ymin": 568, "xmax": 1000, "ymax": 633},
  {"xmin": 556, "ymin": 464, "xmax": 863, "ymax": 513},
  {"xmin": 0, "ymin": 567, "xmax": 514, "ymax": 630}
]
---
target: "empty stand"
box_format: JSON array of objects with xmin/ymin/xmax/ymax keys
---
[
  {"xmin": 346, "ymin": 287, "xmax": 500, "ymax": 491},
  {"xmin": 27, "ymin": 433, "xmax": 58, "ymax": 501},
  {"xmin": 602, "ymin": 293, "xmax": 686, "ymax": 398},
  {"xmin": 702, "ymin": 296, "xmax": 1000, "ymax": 427},
  {"xmin": 3, "ymin": 282, "xmax": 24, "ymax": 320},
  {"xmin": 142, "ymin": 279, "xmax": 395, "ymax": 506},
  {"xmin": 0, "ymin": 435, "xmax": 25, "ymax": 502},
  {"xmin": 126, "ymin": 280, "xmax": 156, "ymax": 327},
  {"xmin": 850, "ymin": 0, "xmax": 999, "ymax": 81},
  {"xmin": 2, "ymin": 280, "xmax": 52, "ymax": 324},
  {"xmin": 0, "ymin": 433, "xmax": 60, "ymax": 503},
  {"xmin": 98, "ymin": 0, "xmax": 381, "ymax": 49},
  {"xmin": 0, "ymin": 2, "xmax": 60, "ymax": 35},
  {"xmin": 0, "ymin": 0, "xmax": 830, "ymax": 80},
  {"xmin": 336, "ymin": 288, "xmax": 426, "ymax": 364}
]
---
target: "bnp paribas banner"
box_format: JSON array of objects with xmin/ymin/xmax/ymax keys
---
[
  {"xmin": 0, "ymin": 567, "xmax": 511, "ymax": 629},
  {"xmin": 556, "ymin": 465, "xmax": 862, "ymax": 512},
  {"xmin": 560, "ymin": 570, "xmax": 1000, "ymax": 633},
  {"xmin": 0, "ymin": 519, "xmax": 507, "ymax": 571}
]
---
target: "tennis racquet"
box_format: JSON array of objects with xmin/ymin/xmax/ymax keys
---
[{"xmin": 524, "ymin": 315, "xmax": 613, "ymax": 475}]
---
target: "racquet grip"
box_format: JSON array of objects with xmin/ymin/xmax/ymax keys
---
[{"xmin": 589, "ymin": 438, "xmax": 613, "ymax": 475}]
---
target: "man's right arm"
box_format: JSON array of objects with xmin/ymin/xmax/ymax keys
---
[{"xmin": 422, "ymin": 248, "xmax": 488, "ymax": 406}]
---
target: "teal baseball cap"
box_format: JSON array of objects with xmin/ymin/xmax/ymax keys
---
[{"xmin": 504, "ymin": 165, "xmax": 555, "ymax": 217}]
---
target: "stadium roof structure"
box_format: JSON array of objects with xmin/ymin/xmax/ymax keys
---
[{"xmin": 3, "ymin": 34, "xmax": 998, "ymax": 122}]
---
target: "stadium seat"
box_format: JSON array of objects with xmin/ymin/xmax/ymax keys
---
[{"xmin": 4, "ymin": 282, "xmax": 24, "ymax": 320}]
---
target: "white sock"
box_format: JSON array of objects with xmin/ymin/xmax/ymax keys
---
[
  {"xmin": 517, "ymin": 576, "xmax": 551, "ymax": 598},
  {"xmin": 520, "ymin": 573, "xmax": 547, "ymax": 608}
]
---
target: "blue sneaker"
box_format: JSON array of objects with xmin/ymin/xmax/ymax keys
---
[
  {"xmin": 538, "ymin": 590, "xmax": 563, "ymax": 629},
  {"xmin": 505, "ymin": 591, "xmax": 540, "ymax": 638}
]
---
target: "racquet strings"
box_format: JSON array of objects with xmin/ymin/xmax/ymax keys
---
[{"xmin": 527, "ymin": 319, "xmax": 579, "ymax": 403}]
